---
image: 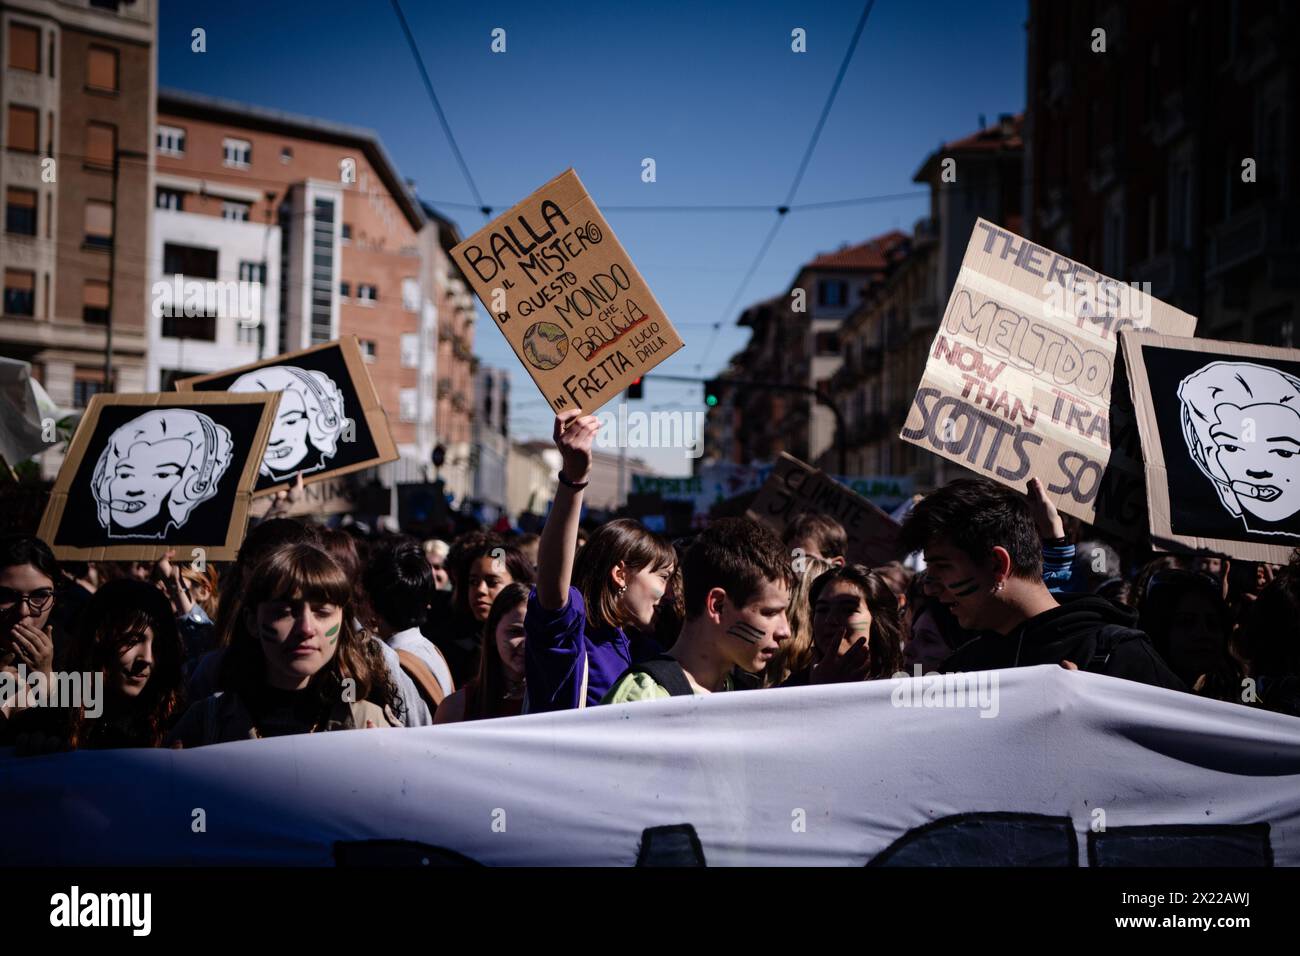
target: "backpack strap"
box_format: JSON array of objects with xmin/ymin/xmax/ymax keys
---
[
  {"xmin": 629, "ymin": 655, "xmax": 695, "ymax": 698},
  {"xmin": 1086, "ymin": 624, "xmax": 1147, "ymax": 672},
  {"xmin": 396, "ymin": 650, "xmax": 446, "ymax": 710},
  {"xmin": 577, "ymin": 651, "xmax": 590, "ymax": 710}
]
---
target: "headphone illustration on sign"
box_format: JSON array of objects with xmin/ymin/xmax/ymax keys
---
[
  {"xmin": 184, "ymin": 413, "xmax": 221, "ymax": 499},
  {"xmin": 284, "ymin": 366, "xmax": 342, "ymax": 433}
]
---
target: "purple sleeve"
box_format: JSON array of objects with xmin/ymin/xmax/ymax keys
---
[{"xmin": 524, "ymin": 586, "xmax": 587, "ymax": 713}]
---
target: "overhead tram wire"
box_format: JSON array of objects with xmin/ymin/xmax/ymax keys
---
[
  {"xmin": 694, "ymin": 0, "xmax": 878, "ymax": 374},
  {"xmin": 390, "ymin": 0, "xmax": 491, "ymax": 217}
]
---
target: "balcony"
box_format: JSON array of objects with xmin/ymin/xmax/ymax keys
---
[
  {"xmin": 908, "ymin": 301, "xmax": 939, "ymax": 335},
  {"xmin": 1208, "ymin": 204, "xmax": 1268, "ymax": 276},
  {"xmin": 1131, "ymin": 249, "xmax": 1193, "ymax": 302}
]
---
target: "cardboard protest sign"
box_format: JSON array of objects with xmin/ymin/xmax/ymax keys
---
[
  {"xmin": 1121, "ymin": 331, "xmax": 1300, "ymax": 564},
  {"xmin": 450, "ymin": 168, "xmax": 684, "ymax": 413},
  {"xmin": 747, "ymin": 453, "xmax": 900, "ymax": 565},
  {"xmin": 248, "ymin": 472, "xmax": 389, "ymax": 519},
  {"xmin": 37, "ymin": 392, "xmax": 276, "ymax": 561},
  {"xmin": 175, "ymin": 337, "xmax": 397, "ymax": 496},
  {"xmin": 899, "ymin": 218, "xmax": 1197, "ymax": 536}
]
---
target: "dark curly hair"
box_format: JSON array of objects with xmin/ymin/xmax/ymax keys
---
[{"xmin": 809, "ymin": 564, "xmax": 905, "ymax": 680}]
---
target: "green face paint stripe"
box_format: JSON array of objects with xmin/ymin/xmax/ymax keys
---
[{"xmin": 325, "ymin": 623, "xmax": 340, "ymax": 638}]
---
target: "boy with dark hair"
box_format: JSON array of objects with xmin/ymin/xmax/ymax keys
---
[
  {"xmin": 898, "ymin": 477, "xmax": 1184, "ymax": 691},
  {"xmin": 364, "ymin": 536, "xmax": 455, "ymax": 707},
  {"xmin": 783, "ymin": 513, "xmax": 847, "ymax": 567},
  {"xmin": 602, "ymin": 518, "xmax": 793, "ymax": 703}
]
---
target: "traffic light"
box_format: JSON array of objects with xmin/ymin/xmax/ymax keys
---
[
  {"xmin": 704, "ymin": 379, "xmax": 721, "ymax": 407},
  {"xmin": 627, "ymin": 376, "xmax": 643, "ymax": 400}
]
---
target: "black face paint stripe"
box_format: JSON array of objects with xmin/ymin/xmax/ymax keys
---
[
  {"xmin": 949, "ymin": 577, "xmax": 980, "ymax": 597},
  {"xmin": 727, "ymin": 621, "xmax": 764, "ymax": 645}
]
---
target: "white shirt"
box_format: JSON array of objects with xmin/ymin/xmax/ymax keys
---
[{"xmin": 387, "ymin": 627, "xmax": 455, "ymax": 697}]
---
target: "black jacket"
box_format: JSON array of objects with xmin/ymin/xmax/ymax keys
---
[{"xmin": 939, "ymin": 594, "xmax": 1187, "ymax": 692}]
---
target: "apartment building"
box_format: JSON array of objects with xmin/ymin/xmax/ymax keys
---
[
  {"xmin": 2, "ymin": 0, "xmax": 155, "ymax": 476},
  {"xmin": 151, "ymin": 88, "xmax": 439, "ymax": 476}
]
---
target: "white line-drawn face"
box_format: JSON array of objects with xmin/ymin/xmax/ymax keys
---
[
  {"xmin": 107, "ymin": 437, "xmax": 192, "ymax": 529},
  {"xmin": 1178, "ymin": 361, "xmax": 1300, "ymax": 533},
  {"xmin": 229, "ymin": 365, "xmax": 348, "ymax": 479},
  {"xmin": 266, "ymin": 389, "xmax": 312, "ymax": 471},
  {"xmin": 91, "ymin": 408, "xmax": 235, "ymax": 539}
]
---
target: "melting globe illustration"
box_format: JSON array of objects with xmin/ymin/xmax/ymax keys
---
[{"xmin": 522, "ymin": 322, "xmax": 570, "ymax": 370}]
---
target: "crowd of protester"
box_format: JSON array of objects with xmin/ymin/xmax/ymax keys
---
[{"xmin": 2, "ymin": 408, "xmax": 1298, "ymax": 754}]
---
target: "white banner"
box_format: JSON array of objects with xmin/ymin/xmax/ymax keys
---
[{"xmin": 2, "ymin": 666, "xmax": 1298, "ymax": 866}]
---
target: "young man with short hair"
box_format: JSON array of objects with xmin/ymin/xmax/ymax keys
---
[
  {"xmin": 898, "ymin": 477, "xmax": 1184, "ymax": 691},
  {"xmin": 602, "ymin": 518, "xmax": 793, "ymax": 703},
  {"xmin": 783, "ymin": 514, "xmax": 847, "ymax": 567}
]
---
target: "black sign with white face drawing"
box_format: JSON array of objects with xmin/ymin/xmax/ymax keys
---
[
  {"xmin": 90, "ymin": 407, "xmax": 234, "ymax": 539},
  {"xmin": 39, "ymin": 393, "xmax": 276, "ymax": 561},
  {"xmin": 176, "ymin": 339, "xmax": 397, "ymax": 495},
  {"xmin": 1123, "ymin": 332, "xmax": 1300, "ymax": 564}
]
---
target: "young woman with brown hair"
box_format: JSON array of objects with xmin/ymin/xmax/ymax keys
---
[
  {"xmin": 167, "ymin": 543, "xmax": 402, "ymax": 746},
  {"xmin": 435, "ymin": 583, "xmax": 530, "ymax": 723}
]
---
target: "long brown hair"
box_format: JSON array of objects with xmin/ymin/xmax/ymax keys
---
[
  {"xmin": 219, "ymin": 543, "xmax": 401, "ymax": 719},
  {"xmin": 64, "ymin": 578, "xmax": 184, "ymax": 748},
  {"xmin": 763, "ymin": 554, "xmax": 832, "ymax": 686},
  {"xmin": 469, "ymin": 582, "xmax": 530, "ymax": 719},
  {"xmin": 571, "ymin": 519, "xmax": 676, "ymax": 631},
  {"xmin": 809, "ymin": 564, "xmax": 905, "ymax": 680}
]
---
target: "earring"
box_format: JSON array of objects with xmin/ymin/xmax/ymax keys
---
[
  {"xmin": 994, "ymin": 580, "xmax": 1005, "ymax": 593},
  {"xmin": 617, "ymin": 585, "xmax": 627, "ymax": 596}
]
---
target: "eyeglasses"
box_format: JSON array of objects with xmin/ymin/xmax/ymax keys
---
[{"xmin": 0, "ymin": 587, "xmax": 55, "ymax": 612}]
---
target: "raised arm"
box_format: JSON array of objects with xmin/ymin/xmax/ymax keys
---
[{"xmin": 535, "ymin": 410, "xmax": 601, "ymax": 610}]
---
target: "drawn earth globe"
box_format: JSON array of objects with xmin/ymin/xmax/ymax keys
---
[{"xmin": 522, "ymin": 321, "xmax": 570, "ymax": 371}]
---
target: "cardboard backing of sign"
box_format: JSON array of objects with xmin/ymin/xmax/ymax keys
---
[
  {"xmin": 248, "ymin": 473, "xmax": 389, "ymax": 519},
  {"xmin": 174, "ymin": 337, "xmax": 398, "ymax": 496},
  {"xmin": 746, "ymin": 453, "xmax": 901, "ymax": 566},
  {"xmin": 37, "ymin": 391, "xmax": 276, "ymax": 562},
  {"xmin": 1121, "ymin": 331, "xmax": 1300, "ymax": 564},
  {"xmin": 450, "ymin": 168, "xmax": 684, "ymax": 414},
  {"xmin": 898, "ymin": 218, "xmax": 1197, "ymax": 537}
]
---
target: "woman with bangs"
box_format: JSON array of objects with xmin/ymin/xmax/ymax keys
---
[
  {"xmin": 167, "ymin": 543, "xmax": 402, "ymax": 747},
  {"xmin": 525, "ymin": 410, "xmax": 677, "ymax": 711},
  {"xmin": 787, "ymin": 564, "xmax": 905, "ymax": 685}
]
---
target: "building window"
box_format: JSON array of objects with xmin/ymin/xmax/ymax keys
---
[
  {"xmin": 73, "ymin": 373, "xmax": 104, "ymax": 409},
  {"xmin": 341, "ymin": 223, "xmax": 352, "ymax": 241},
  {"xmin": 83, "ymin": 279, "xmax": 109, "ymax": 324},
  {"xmin": 84, "ymin": 200, "xmax": 113, "ymax": 249},
  {"xmin": 309, "ymin": 198, "xmax": 336, "ymax": 344},
  {"xmin": 818, "ymin": 280, "xmax": 847, "ymax": 308},
  {"xmin": 162, "ymin": 313, "xmax": 217, "ymax": 340},
  {"xmin": 86, "ymin": 45, "xmax": 118, "ymax": 92},
  {"xmin": 8, "ymin": 22, "xmax": 40, "ymax": 73},
  {"xmin": 236, "ymin": 322, "xmax": 258, "ymax": 345},
  {"xmin": 401, "ymin": 277, "xmax": 420, "ymax": 312},
  {"xmin": 280, "ymin": 146, "xmax": 293, "ymax": 163},
  {"xmin": 399, "ymin": 388, "xmax": 418, "ymax": 423},
  {"xmin": 814, "ymin": 331, "xmax": 840, "ymax": 355},
  {"xmin": 156, "ymin": 125, "xmax": 186, "ymax": 157},
  {"xmin": 156, "ymin": 188, "xmax": 184, "ymax": 211},
  {"xmin": 163, "ymin": 242, "xmax": 218, "ymax": 279},
  {"xmin": 339, "ymin": 282, "xmax": 350, "ymax": 298},
  {"xmin": 360, "ymin": 339, "xmax": 377, "ymax": 361},
  {"xmin": 400, "ymin": 332, "xmax": 419, "ymax": 368},
  {"xmin": 89, "ymin": 0, "xmax": 121, "ymax": 10},
  {"xmin": 238, "ymin": 261, "xmax": 266, "ymax": 284},
  {"xmin": 222, "ymin": 138, "xmax": 251, "ymax": 168},
  {"xmin": 6, "ymin": 188, "xmax": 37, "ymax": 236},
  {"xmin": 6, "ymin": 105, "xmax": 39, "ymax": 154},
  {"xmin": 4, "ymin": 269, "xmax": 35, "ymax": 317},
  {"xmin": 222, "ymin": 200, "xmax": 251, "ymax": 222},
  {"xmin": 357, "ymin": 283, "xmax": 377, "ymax": 303},
  {"xmin": 86, "ymin": 121, "xmax": 115, "ymax": 169}
]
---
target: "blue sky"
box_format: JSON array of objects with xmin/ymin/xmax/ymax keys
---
[{"xmin": 160, "ymin": 0, "xmax": 1026, "ymax": 475}]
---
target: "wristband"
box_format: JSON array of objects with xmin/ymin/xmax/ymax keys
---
[{"xmin": 557, "ymin": 470, "xmax": 590, "ymax": 490}]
